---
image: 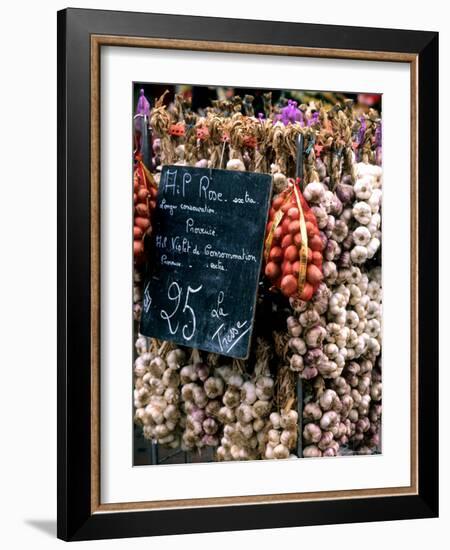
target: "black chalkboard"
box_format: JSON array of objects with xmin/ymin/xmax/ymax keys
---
[{"xmin": 139, "ymin": 165, "xmax": 272, "ymax": 359}]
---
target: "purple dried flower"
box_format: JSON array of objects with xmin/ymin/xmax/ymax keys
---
[
  {"xmin": 356, "ymin": 116, "xmax": 367, "ymax": 161},
  {"xmin": 136, "ymin": 89, "xmax": 150, "ymax": 117},
  {"xmin": 307, "ymin": 111, "xmax": 319, "ymax": 127},
  {"xmin": 375, "ymin": 122, "xmax": 382, "ymax": 165},
  {"xmin": 279, "ymin": 99, "xmax": 302, "ymax": 126}
]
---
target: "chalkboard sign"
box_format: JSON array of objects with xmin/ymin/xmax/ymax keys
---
[{"xmin": 139, "ymin": 165, "xmax": 272, "ymax": 359}]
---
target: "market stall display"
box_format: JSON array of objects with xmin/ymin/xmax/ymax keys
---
[{"xmin": 132, "ymin": 87, "xmax": 382, "ymax": 463}]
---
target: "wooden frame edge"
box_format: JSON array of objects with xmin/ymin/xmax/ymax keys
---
[
  {"xmin": 92, "ymin": 34, "xmax": 417, "ymax": 62},
  {"xmin": 91, "ymin": 34, "xmax": 101, "ymax": 513},
  {"xmin": 410, "ymin": 55, "xmax": 419, "ymax": 499},
  {"xmin": 95, "ymin": 485, "xmax": 417, "ymax": 513},
  {"xmin": 90, "ymin": 34, "xmax": 419, "ymax": 515}
]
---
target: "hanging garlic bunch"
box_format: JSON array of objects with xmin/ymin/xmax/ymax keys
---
[
  {"xmin": 295, "ymin": 263, "xmax": 382, "ymax": 456},
  {"xmin": 284, "ymin": 108, "xmax": 382, "ymax": 457},
  {"xmin": 297, "ymin": 265, "xmax": 382, "ymax": 457},
  {"xmin": 134, "ymin": 340, "xmax": 185, "ymax": 449},
  {"xmin": 287, "ymin": 282, "xmax": 344, "ymax": 380},
  {"xmin": 264, "ymin": 365, "xmax": 299, "ymax": 460},
  {"xmin": 216, "ymin": 341, "xmax": 274, "ymax": 461},
  {"xmin": 180, "ymin": 349, "xmax": 223, "ymax": 451},
  {"xmin": 302, "ymin": 378, "xmax": 354, "ymax": 457},
  {"xmin": 215, "ymin": 362, "xmax": 250, "ymax": 460},
  {"xmin": 361, "ymin": 355, "xmax": 382, "ymax": 452},
  {"xmin": 349, "ymin": 163, "xmax": 382, "ymax": 265},
  {"xmin": 133, "ymin": 270, "xmax": 144, "ymax": 322}
]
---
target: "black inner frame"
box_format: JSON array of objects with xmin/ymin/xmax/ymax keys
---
[{"xmin": 57, "ymin": 8, "xmax": 439, "ymax": 541}]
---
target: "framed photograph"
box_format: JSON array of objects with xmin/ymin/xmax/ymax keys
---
[{"xmin": 57, "ymin": 8, "xmax": 439, "ymax": 541}]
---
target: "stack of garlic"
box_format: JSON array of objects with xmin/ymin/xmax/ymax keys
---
[{"xmin": 134, "ymin": 342, "xmax": 185, "ymax": 449}]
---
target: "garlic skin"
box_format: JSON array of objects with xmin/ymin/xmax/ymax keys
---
[
  {"xmin": 335, "ymin": 183, "xmax": 355, "ymax": 205},
  {"xmin": 305, "ymin": 325, "xmax": 327, "ymax": 348},
  {"xmin": 303, "ymin": 445, "xmax": 322, "ymax": 458},
  {"xmin": 303, "ymin": 182, "xmax": 325, "ymax": 204},
  {"xmin": 367, "ymin": 237, "xmax": 381, "ymax": 259},
  {"xmin": 273, "ymin": 444, "xmax": 290, "ymax": 459},
  {"xmin": 241, "ymin": 381, "xmax": 257, "ymax": 404},
  {"xmin": 204, "ymin": 376, "xmax": 224, "ymax": 399},
  {"xmin": 354, "ymin": 178, "xmax": 373, "ymax": 200},
  {"xmin": 352, "ymin": 201, "xmax": 372, "ymax": 225},
  {"xmin": 311, "ymin": 205, "xmax": 328, "ymax": 229},
  {"xmin": 135, "ymin": 335, "xmax": 149, "ymax": 355},
  {"xmin": 353, "ymin": 226, "xmax": 371, "ymax": 246},
  {"xmin": 166, "ymin": 349, "xmax": 186, "ymax": 369},
  {"xmin": 272, "ymin": 172, "xmax": 287, "ymax": 194},
  {"xmin": 331, "ymin": 220, "xmax": 349, "ymax": 243},
  {"xmin": 350, "ymin": 245, "xmax": 368, "ymax": 264},
  {"xmin": 289, "ymin": 354, "xmax": 304, "ymax": 373},
  {"xmin": 287, "ymin": 315, "xmax": 303, "ymax": 336},
  {"xmin": 226, "ymin": 158, "xmax": 245, "ymax": 171}
]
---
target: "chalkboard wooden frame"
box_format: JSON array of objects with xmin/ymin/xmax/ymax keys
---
[{"xmin": 57, "ymin": 8, "xmax": 438, "ymax": 541}]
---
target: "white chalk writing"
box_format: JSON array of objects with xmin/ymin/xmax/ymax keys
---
[{"xmin": 211, "ymin": 320, "xmax": 251, "ymax": 353}]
